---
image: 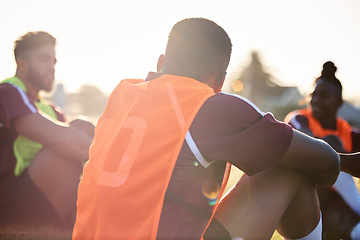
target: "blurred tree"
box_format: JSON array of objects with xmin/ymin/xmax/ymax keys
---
[
  {"xmin": 227, "ymin": 51, "xmax": 305, "ymax": 120},
  {"xmin": 74, "ymin": 84, "xmax": 108, "ymax": 118},
  {"xmin": 229, "ymin": 51, "xmax": 280, "ymax": 107},
  {"xmin": 50, "ymin": 84, "xmax": 108, "ymax": 124}
]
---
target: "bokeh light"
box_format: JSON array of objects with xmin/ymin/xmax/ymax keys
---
[
  {"xmin": 201, "ymin": 180, "xmax": 220, "ymax": 206},
  {"xmin": 231, "ymin": 80, "xmax": 244, "ymax": 92}
]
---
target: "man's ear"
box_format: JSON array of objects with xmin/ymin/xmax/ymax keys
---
[
  {"xmin": 16, "ymin": 58, "xmax": 28, "ymax": 75},
  {"xmin": 157, "ymin": 54, "xmax": 165, "ymax": 72},
  {"xmin": 214, "ymin": 72, "xmax": 226, "ymax": 93}
]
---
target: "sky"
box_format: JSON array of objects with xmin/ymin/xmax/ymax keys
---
[{"xmin": 1, "ymin": 0, "xmax": 360, "ymax": 104}]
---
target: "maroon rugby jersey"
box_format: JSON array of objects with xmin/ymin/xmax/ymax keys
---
[
  {"xmin": 143, "ymin": 73, "xmax": 293, "ymax": 239},
  {"xmin": 0, "ymin": 82, "xmax": 65, "ymax": 208}
]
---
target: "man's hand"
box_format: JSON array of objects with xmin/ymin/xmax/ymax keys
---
[{"xmin": 70, "ymin": 118, "xmax": 95, "ymax": 138}]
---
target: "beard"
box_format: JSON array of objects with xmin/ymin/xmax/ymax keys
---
[{"xmin": 27, "ymin": 66, "xmax": 55, "ymax": 92}]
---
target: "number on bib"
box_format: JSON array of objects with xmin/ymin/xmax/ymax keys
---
[{"xmin": 96, "ymin": 117, "xmax": 147, "ymax": 187}]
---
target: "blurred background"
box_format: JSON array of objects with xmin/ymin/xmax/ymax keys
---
[
  {"xmin": 2, "ymin": 1, "xmax": 360, "ymax": 238},
  {"xmin": 1, "ymin": 0, "xmax": 360, "ymax": 126}
]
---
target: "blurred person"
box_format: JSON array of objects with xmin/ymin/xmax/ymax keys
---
[
  {"xmin": 0, "ymin": 31, "xmax": 94, "ymax": 232},
  {"xmin": 285, "ymin": 61, "xmax": 360, "ymax": 240},
  {"xmin": 73, "ymin": 18, "xmax": 355, "ymax": 240}
]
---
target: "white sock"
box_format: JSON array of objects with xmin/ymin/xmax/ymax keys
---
[
  {"xmin": 333, "ymin": 171, "xmax": 360, "ymax": 216},
  {"xmin": 351, "ymin": 222, "xmax": 360, "ymax": 240},
  {"xmin": 283, "ymin": 215, "xmax": 322, "ymax": 240}
]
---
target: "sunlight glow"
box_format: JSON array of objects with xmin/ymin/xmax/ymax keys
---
[{"xmin": 1, "ymin": 0, "xmax": 360, "ymax": 103}]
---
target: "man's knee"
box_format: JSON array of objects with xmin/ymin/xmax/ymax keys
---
[{"xmin": 28, "ymin": 147, "xmax": 83, "ymax": 189}]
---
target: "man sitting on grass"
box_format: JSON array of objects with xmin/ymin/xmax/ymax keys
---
[
  {"xmin": 73, "ymin": 18, "xmax": 359, "ymax": 239},
  {"xmin": 0, "ymin": 31, "xmax": 94, "ymax": 233}
]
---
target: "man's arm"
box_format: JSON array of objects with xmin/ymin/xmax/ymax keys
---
[
  {"xmin": 339, "ymin": 152, "xmax": 360, "ymax": 178},
  {"xmin": 12, "ymin": 112, "xmax": 93, "ymax": 164},
  {"xmin": 279, "ymin": 129, "xmax": 340, "ymax": 187}
]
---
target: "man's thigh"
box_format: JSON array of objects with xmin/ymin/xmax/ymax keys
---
[
  {"xmin": 0, "ymin": 169, "xmax": 60, "ymax": 228},
  {"xmin": 213, "ymin": 166, "xmax": 319, "ymax": 239}
]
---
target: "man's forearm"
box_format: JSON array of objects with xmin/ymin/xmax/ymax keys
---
[
  {"xmin": 46, "ymin": 124, "xmax": 93, "ymax": 164},
  {"xmin": 340, "ymin": 152, "xmax": 360, "ymax": 178},
  {"xmin": 13, "ymin": 113, "xmax": 93, "ymax": 164},
  {"xmin": 280, "ymin": 130, "xmax": 340, "ymax": 187}
]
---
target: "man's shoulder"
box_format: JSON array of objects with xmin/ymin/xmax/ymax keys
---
[
  {"xmin": 205, "ymin": 93, "xmax": 264, "ymax": 116},
  {"xmin": 284, "ymin": 109, "xmax": 308, "ymax": 121},
  {"xmin": 192, "ymin": 93, "xmax": 265, "ymax": 133},
  {"xmin": 0, "ymin": 82, "xmax": 37, "ymax": 114},
  {"xmin": 284, "ymin": 109, "xmax": 309, "ymax": 130},
  {"xmin": 0, "ymin": 81, "xmax": 16, "ymax": 89},
  {"xmin": 0, "ymin": 82, "xmax": 25, "ymax": 99}
]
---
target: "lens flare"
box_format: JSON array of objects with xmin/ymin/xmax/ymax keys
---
[
  {"xmin": 231, "ymin": 80, "xmax": 244, "ymax": 92},
  {"xmin": 201, "ymin": 180, "xmax": 220, "ymax": 206}
]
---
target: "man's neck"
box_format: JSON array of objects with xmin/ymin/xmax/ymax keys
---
[
  {"xmin": 15, "ymin": 73, "xmax": 40, "ymax": 101},
  {"xmin": 319, "ymin": 117, "xmax": 337, "ymax": 130}
]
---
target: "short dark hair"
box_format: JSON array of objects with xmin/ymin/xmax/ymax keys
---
[
  {"xmin": 315, "ymin": 61, "xmax": 343, "ymax": 100},
  {"xmin": 14, "ymin": 31, "xmax": 56, "ymax": 60},
  {"xmin": 164, "ymin": 18, "xmax": 232, "ymax": 82}
]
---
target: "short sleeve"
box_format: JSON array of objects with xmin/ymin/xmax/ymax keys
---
[
  {"xmin": 190, "ymin": 93, "xmax": 293, "ymax": 176},
  {"xmin": 0, "ymin": 83, "xmax": 37, "ymax": 131},
  {"xmin": 285, "ymin": 111, "xmax": 309, "ymax": 130},
  {"xmin": 225, "ymin": 113, "xmax": 293, "ymax": 175}
]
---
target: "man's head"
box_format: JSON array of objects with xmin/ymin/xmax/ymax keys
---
[
  {"xmin": 14, "ymin": 31, "xmax": 57, "ymax": 94},
  {"xmin": 158, "ymin": 18, "xmax": 232, "ymax": 92},
  {"xmin": 311, "ymin": 61, "xmax": 343, "ymax": 121}
]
